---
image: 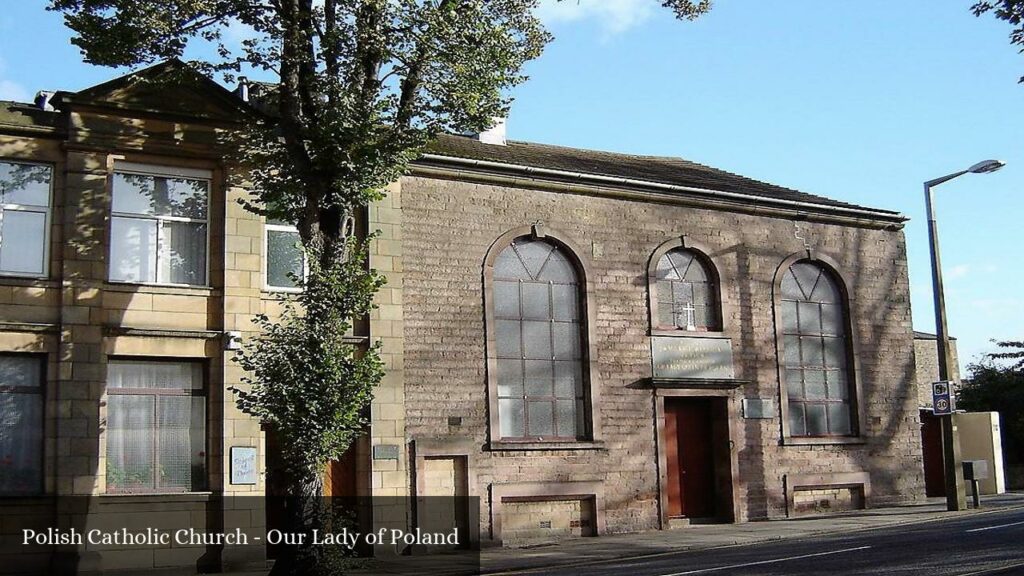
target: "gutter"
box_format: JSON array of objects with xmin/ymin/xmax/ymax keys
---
[{"xmin": 416, "ymin": 153, "xmax": 908, "ymax": 224}]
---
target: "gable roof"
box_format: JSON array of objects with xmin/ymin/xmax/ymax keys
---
[
  {"xmin": 67, "ymin": 59, "xmax": 256, "ymax": 122},
  {"xmin": 421, "ymin": 134, "xmax": 903, "ymax": 222}
]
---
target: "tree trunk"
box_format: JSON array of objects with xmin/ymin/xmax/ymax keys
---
[{"xmin": 269, "ymin": 465, "xmax": 328, "ymax": 576}]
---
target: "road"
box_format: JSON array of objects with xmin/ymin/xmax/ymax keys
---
[{"xmin": 514, "ymin": 507, "xmax": 1024, "ymax": 576}]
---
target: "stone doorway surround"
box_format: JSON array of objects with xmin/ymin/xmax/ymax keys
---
[{"xmin": 654, "ymin": 386, "xmax": 741, "ymax": 528}]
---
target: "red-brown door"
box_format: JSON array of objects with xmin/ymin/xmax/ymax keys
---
[
  {"xmin": 921, "ymin": 411, "xmax": 946, "ymax": 497},
  {"xmin": 665, "ymin": 398, "xmax": 716, "ymax": 518}
]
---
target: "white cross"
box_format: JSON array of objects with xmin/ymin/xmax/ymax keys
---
[{"xmin": 679, "ymin": 302, "xmax": 697, "ymax": 331}]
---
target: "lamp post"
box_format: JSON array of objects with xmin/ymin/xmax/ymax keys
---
[{"xmin": 924, "ymin": 159, "xmax": 1005, "ymax": 512}]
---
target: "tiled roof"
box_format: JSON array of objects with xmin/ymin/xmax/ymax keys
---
[{"xmin": 423, "ymin": 134, "xmax": 901, "ymax": 218}]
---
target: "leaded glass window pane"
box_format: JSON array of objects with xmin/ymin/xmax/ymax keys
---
[
  {"xmin": 492, "ymin": 237, "xmax": 587, "ymax": 440},
  {"xmin": 498, "ymin": 399, "xmax": 524, "ymax": 437},
  {"xmin": 521, "ymin": 283, "xmax": 550, "ymax": 320},
  {"xmin": 778, "ymin": 261, "xmax": 854, "ymax": 437},
  {"xmin": 526, "ymin": 401, "xmax": 553, "ymax": 437},
  {"xmin": 653, "ymin": 248, "xmax": 719, "ymax": 331},
  {"xmin": 493, "ymin": 281, "xmax": 520, "ymax": 318}
]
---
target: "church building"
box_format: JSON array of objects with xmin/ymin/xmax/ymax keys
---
[{"xmin": 0, "ymin": 62, "xmax": 925, "ymax": 573}]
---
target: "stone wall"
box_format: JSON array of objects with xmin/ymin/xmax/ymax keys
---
[
  {"xmin": 400, "ymin": 173, "xmax": 924, "ymax": 537},
  {"xmin": 914, "ymin": 336, "xmax": 960, "ymax": 408}
]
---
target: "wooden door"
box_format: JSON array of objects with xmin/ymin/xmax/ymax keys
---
[
  {"xmin": 665, "ymin": 398, "xmax": 716, "ymax": 518},
  {"xmin": 921, "ymin": 411, "xmax": 946, "ymax": 497}
]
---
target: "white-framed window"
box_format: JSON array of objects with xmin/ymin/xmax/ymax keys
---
[
  {"xmin": 108, "ymin": 162, "xmax": 210, "ymax": 286},
  {"xmin": 264, "ymin": 219, "xmax": 306, "ymax": 291},
  {"xmin": 105, "ymin": 360, "xmax": 207, "ymax": 493},
  {"xmin": 0, "ymin": 160, "xmax": 52, "ymax": 278},
  {"xmin": 0, "ymin": 354, "xmax": 45, "ymax": 496}
]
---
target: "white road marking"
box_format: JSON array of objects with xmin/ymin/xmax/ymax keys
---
[
  {"xmin": 965, "ymin": 520, "xmax": 1024, "ymax": 533},
  {"xmin": 658, "ymin": 545, "xmax": 872, "ymax": 576}
]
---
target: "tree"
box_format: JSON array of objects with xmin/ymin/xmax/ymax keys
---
[
  {"xmin": 958, "ymin": 341, "xmax": 1024, "ymax": 489},
  {"xmin": 972, "ymin": 1, "xmax": 1024, "ymax": 82},
  {"xmin": 48, "ymin": 0, "xmax": 712, "ymax": 572},
  {"xmin": 987, "ymin": 339, "xmax": 1024, "ymax": 369}
]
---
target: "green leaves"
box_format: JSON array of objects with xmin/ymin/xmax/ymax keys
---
[
  {"xmin": 231, "ymin": 235, "xmax": 385, "ymax": 474},
  {"xmin": 48, "ymin": 1, "xmax": 711, "ymax": 568},
  {"xmin": 972, "ymin": 1, "xmax": 1024, "ymax": 82}
]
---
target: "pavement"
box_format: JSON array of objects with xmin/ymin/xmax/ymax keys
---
[
  {"xmin": 477, "ymin": 492, "xmax": 1024, "ymax": 575},
  {"xmin": 228, "ymin": 492, "xmax": 1024, "ymax": 575}
]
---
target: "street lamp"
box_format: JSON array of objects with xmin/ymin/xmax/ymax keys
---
[{"xmin": 924, "ymin": 158, "xmax": 1005, "ymax": 512}]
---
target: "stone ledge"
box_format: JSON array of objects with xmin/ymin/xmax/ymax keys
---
[
  {"xmin": 487, "ymin": 441, "xmax": 606, "ymax": 452},
  {"xmin": 0, "ymin": 321, "xmax": 59, "ymax": 333}
]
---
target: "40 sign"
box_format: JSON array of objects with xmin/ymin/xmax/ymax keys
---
[{"xmin": 932, "ymin": 381, "xmax": 955, "ymax": 416}]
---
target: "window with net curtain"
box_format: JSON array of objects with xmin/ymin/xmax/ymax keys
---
[
  {"xmin": 108, "ymin": 169, "xmax": 208, "ymax": 286},
  {"xmin": 654, "ymin": 248, "xmax": 719, "ymax": 331},
  {"xmin": 106, "ymin": 361, "xmax": 206, "ymax": 493},
  {"xmin": 0, "ymin": 355, "xmax": 44, "ymax": 495},
  {"xmin": 492, "ymin": 237, "xmax": 587, "ymax": 441},
  {"xmin": 778, "ymin": 261, "xmax": 854, "ymax": 437}
]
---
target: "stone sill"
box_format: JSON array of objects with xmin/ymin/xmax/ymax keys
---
[
  {"xmin": 487, "ymin": 441, "xmax": 605, "ymax": 452},
  {"xmin": 104, "ymin": 282, "xmax": 217, "ymax": 297},
  {"xmin": 783, "ymin": 437, "xmax": 867, "ymax": 447},
  {"xmin": 0, "ymin": 321, "xmax": 59, "ymax": 333},
  {"xmin": 0, "ymin": 277, "xmax": 58, "ymax": 288},
  {"xmin": 649, "ymin": 330, "xmax": 728, "ymax": 339},
  {"xmin": 98, "ymin": 492, "xmax": 215, "ymax": 504}
]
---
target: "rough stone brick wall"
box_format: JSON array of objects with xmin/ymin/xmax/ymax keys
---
[
  {"xmin": 400, "ymin": 174, "xmax": 924, "ymax": 535},
  {"xmin": 501, "ymin": 499, "xmax": 594, "ymax": 547},
  {"xmin": 914, "ymin": 337, "xmax": 960, "ymax": 409},
  {"xmin": 792, "ymin": 486, "xmax": 863, "ymax": 515}
]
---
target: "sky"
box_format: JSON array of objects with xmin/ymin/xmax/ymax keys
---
[{"xmin": 0, "ymin": 1, "xmax": 1021, "ymax": 372}]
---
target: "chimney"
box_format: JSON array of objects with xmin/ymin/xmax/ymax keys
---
[
  {"xmin": 235, "ymin": 77, "xmax": 250, "ymax": 102},
  {"xmin": 34, "ymin": 91, "xmax": 56, "ymax": 111},
  {"xmin": 475, "ymin": 117, "xmax": 507, "ymax": 146}
]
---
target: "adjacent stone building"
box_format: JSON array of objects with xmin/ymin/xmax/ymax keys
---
[{"xmin": 0, "ymin": 62, "xmax": 925, "ymax": 573}]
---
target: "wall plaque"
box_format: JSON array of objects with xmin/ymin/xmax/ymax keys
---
[
  {"xmin": 651, "ymin": 336, "xmax": 734, "ymax": 379},
  {"xmin": 373, "ymin": 444, "xmax": 400, "ymax": 460},
  {"xmin": 743, "ymin": 398, "xmax": 777, "ymax": 419},
  {"xmin": 230, "ymin": 446, "xmax": 257, "ymax": 485}
]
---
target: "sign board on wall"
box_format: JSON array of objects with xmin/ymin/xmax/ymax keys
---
[
  {"xmin": 651, "ymin": 336, "xmax": 734, "ymax": 379},
  {"xmin": 230, "ymin": 446, "xmax": 258, "ymax": 485}
]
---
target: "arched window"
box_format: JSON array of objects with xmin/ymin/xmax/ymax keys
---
[
  {"xmin": 652, "ymin": 248, "xmax": 720, "ymax": 331},
  {"xmin": 491, "ymin": 236, "xmax": 586, "ymax": 441},
  {"xmin": 777, "ymin": 261, "xmax": 854, "ymax": 437}
]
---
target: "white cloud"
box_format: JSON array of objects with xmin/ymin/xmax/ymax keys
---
[{"xmin": 536, "ymin": 0, "xmax": 655, "ymax": 35}]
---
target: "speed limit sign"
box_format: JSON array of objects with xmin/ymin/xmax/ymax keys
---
[{"xmin": 932, "ymin": 381, "xmax": 954, "ymax": 416}]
